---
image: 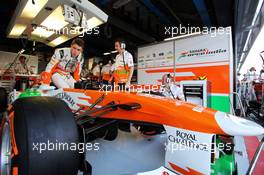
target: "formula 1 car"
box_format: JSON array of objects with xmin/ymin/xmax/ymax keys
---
[{"xmin": 0, "ymin": 86, "xmax": 264, "ymax": 175}]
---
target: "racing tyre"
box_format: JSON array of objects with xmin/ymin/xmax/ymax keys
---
[
  {"xmin": 11, "ymin": 97, "xmax": 80, "ymax": 175},
  {"xmin": 0, "ymin": 113, "xmax": 11, "ymax": 175}
]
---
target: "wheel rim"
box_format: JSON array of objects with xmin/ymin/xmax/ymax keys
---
[{"xmin": 0, "ymin": 113, "xmax": 11, "ymax": 175}]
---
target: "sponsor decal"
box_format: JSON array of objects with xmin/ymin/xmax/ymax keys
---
[
  {"xmin": 55, "ymin": 92, "xmax": 76, "ymax": 107},
  {"xmin": 159, "ymin": 52, "xmax": 164, "ymax": 56},
  {"xmin": 146, "ymin": 59, "xmax": 154, "ymax": 62},
  {"xmin": 169, "ymin": 162, "xmax": 203, "ymax": 175},
  {"xmin": 177, "ymin": 48, "xmax": 227, "ymax": 60},
  {"xmin": 168, "ymin": 130, "xmax": 208, "ymax": 152}
]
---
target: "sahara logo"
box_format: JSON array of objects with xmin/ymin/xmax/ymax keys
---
[
  {"xmin": 177, "ymin": 48, "xmax": 227, "ymax": 60},
  {"xmin": 55, "ymin": 92, "xmax": 76, "ymax": 107}
]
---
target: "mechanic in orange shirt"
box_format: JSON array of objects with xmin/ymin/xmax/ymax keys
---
[
  {"xmin": 101, "ymin": 59, "xmax": 113, "ymax": 85},
  {"xmin": 109, "ymin": 39, "xmax": 134, "ymax": 90},
  {"xmin": 41, "ymin": 38, "xmax": 84, "ymax": 88}
]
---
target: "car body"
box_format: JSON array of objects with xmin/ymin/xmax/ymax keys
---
[{"xmin": 2, "ymin": 87, "xmax": 264, "ymax": 175}]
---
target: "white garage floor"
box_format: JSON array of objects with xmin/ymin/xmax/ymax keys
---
[{"xmin": 79, "ymin": 128, "xmax": 167, "ymax": 175}]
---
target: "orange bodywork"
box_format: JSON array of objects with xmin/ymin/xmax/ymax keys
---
[
  {"xmin": 9, "ymin": 111, "xmax": 18, "ymax": 157},
  {"xmin": 64, "ymin": 89, "xmax": 226, "ymax": 135}
]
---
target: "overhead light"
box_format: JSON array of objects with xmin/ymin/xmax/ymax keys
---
[
  {"xmin": 72, "ymin": 17, "xmax": 104, "ymax": 36},
  {"xmin": 103, "ymin": 52, "xmax": 111, "ymax": 55},
  {"xmin": 41, "ymin": 6, "xmax": 68, "ymax": 31},
  {"xmin": 7, "ymin": 0, "xmax": 108, "ymax": 47},
  {"xmin": 111, "ymin": 50, "xmax": 118, "ymax": 53},
  {"xmin": 20, "ymin": 0, "xmax": 48, "ymax": 19},
  {"xmin": 73, "ymin": 17, "xmax": 103, "ymax": 36},
  {"xmin": 87, "ymin": 17, "xmax": 103, "ymax": 29},
  {"xmin": 32, "ymin": 27, "xmax": 54, "ymax": 38},
  {"xmin": 48, "ymin": 36, "xmax": 70, "ymax": 47},
  {"xmin": 164, "ymin": 32, "xmax": 201, "ymax": 41},
  {"xmin": 8, "ymin": 24, "xmax": 27, "ymax": 37},
  {"xmin": 72, "ymin": 16, "xmax": 104, "ymax": 36}
]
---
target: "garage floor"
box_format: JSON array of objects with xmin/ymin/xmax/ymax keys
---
[
  {"xmin": 79, "ymin": 128, "xmax": 166, "ymax": 175},
  {"xmin": 77, "ymin": 129, "xmax": 264, "ymax": 175}
]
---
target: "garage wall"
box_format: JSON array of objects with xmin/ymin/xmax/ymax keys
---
[
  {"xmin": 138, "ymin": 41, "xmax": 174, "ymax": 84},
  {"xmin": 0, "ymin": 51, "xmax": 38, "ymax": 74},
  {"xmin": 137, "ymin": 28, "xmax": 233, "ymax": 113}
]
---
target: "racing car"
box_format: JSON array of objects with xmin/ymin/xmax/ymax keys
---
[{"xmin": 1, "ymin": 85, "xmax": 264, "ymax": 175}]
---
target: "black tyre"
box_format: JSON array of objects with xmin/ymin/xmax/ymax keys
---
[
  {"xmin": 12, "ymin": 97, "xmax": 80, "ymax": 175},
  {"xmin": 0, "ymin": 113, "xmax": 11, "ymax": 175},
  {"xmin": 0, "ymin": 87, "xmax": 7, "ymax": 113}
]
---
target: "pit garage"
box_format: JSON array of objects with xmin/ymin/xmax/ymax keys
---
[{"xmin": 0, "ymin": 0, "xmax": 264, "ymax": 175}]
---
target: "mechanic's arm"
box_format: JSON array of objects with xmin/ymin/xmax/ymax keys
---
[
  {"xmin": 41, "ymin": 50, "xmax": 60, "ymax": 84},
  {"xmin": 108, "ymin": 63, "xmax": 115, "ymax": 83},
  {"xmin": 127, "ymin": 66, "xmax": 134, "ymax": 85}
]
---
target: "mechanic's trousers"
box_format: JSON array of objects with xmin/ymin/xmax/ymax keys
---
[{"xmin": 52, "ymin": 72, "xmax": 76, "ymax": 88}]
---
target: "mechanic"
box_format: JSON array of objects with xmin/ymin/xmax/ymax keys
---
[
  {"xmin": 13, "ymin": 55, "xmax": 34, "ymax": 90},
  {"xmin": 14, "ymin": 55, "xmax": 34, "ymax": 75},
  {"xmin": 160, "ymin": 74, "xmax": 185, "ymax": 101},
  {"xmin": 92, "ymin": 61, "xmax": 103, "ymax": 81},
  {"xmin": 41, "ymin": 38, "xmax": 84, "ymax": 88},
  {"xmin": 101, "ymin": 59, "xmax": 113, "ymax": 85},
  {"xmin": 109, "ymin": 39, "xmax": 134, "ymax": 90},
  {"xmin": 246, "ymin": 67, "xmax": 258, "ymax": 82}
]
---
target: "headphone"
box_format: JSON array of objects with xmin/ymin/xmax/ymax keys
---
[
  {"xmin": 120, "ymin": 41, "xmax": 126, "ymax": 49},
  {"xmin": 166, "ymin": 74, "xmax": 171, "ymax": 83}
]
